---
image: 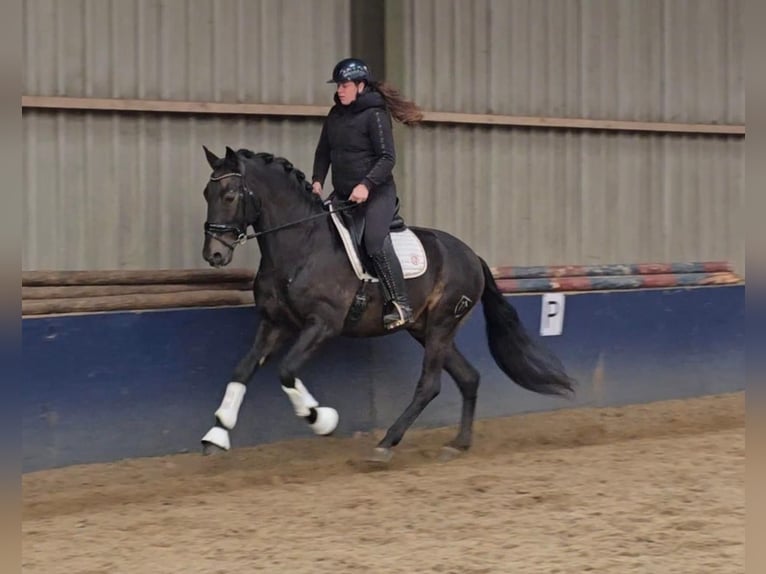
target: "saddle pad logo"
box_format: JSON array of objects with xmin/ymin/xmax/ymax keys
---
[{"xmin": 454, "ymin": 295, "xmax": 473, "ymax": 318}]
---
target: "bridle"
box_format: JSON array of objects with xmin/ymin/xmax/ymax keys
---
[
  {"xmin": 203, "ymin": 172, "xmax": 254, "ymax": 251},
  {"xmin": 203, "ymin": 171, "xmax": 358, "ymax": 253}
]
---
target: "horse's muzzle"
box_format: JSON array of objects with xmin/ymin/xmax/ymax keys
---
[
  {"xmin": 203, "ymin": 233, "xmax": 236, "ymax": 268},
  {"xmin": 210, "ymin": 252, "xmax": 225, "ymax": 267}
]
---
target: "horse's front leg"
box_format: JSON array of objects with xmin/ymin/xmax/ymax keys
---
[
  {"xmin": 201, "ymin": 317, "xmax": 289, "ymax": 454},
  {"xmin": 279, "ymin": 316, "xmax": 340, "ymax": 435}
]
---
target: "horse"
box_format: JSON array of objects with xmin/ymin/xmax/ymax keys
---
[{"xmin": 199, "ymin": 145, "xmax": 575, "ymax": 463}]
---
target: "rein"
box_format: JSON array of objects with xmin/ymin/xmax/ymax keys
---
[{"xmin": 203, "ymin": 172, "xmax": 359, "ymax": 251}]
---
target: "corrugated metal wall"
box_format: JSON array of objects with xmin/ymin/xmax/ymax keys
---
[
  {"xmin": 397, "ymin": 126, "xmax": 744, "ymax": 268},
  {"xmin": 395, "ymin": 0, "xmax": 744, "ymax": 123},
  {"xmin": 389, "ymin": 0, "xmax": 745, "ymax": 272},
  {"xmin": 22, "ymin": 0, "xmax": 745, "ymax": 272},
  {"xmin": 22, "ymin": 0, "xmax": 349, "ymax": 270},
  {"xmin": 23, "ymin": 111, "xmax": 324, "ymax": 269},
  {"xmin": 23, "ymin": 0, "xmax": 349, "ymax": 104}
]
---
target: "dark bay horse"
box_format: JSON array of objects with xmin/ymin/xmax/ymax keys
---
[{"xmin": 199, "ymin": 146, "xmax": 575, "ymax": 462}]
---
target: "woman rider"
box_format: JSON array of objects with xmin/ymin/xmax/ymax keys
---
[{"xmin": 311, "ymin": 57, "xmax": 423, "ymax": 330}]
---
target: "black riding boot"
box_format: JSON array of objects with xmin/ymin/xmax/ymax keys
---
[{"xmin": 369, "ymin": 235, "xmax": 414, "ymax": 330}]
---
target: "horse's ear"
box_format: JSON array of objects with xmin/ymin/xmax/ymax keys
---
[
  {"xmin": 224, "ymin": 146, "xmax": 239, "ymax": 168},
  {"xmin": 203, "ymin": 145, "xmax": 220, "ymax": 169}
]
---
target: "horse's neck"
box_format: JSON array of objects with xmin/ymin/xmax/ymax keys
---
[
  {"xmin": 253, "ymin": 185, "xmax": 336, "ymax": 274},
  {"xmin": 256, "ymin": 220, "xmax": 338, "ymax": 277}
]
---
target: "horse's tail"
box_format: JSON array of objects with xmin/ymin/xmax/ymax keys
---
[{"xmin": 479, "ymin": 257, "xmax": 576, "ymax": 397}]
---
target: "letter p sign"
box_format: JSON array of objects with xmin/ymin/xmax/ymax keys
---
[{"xmin": 540, "ymin": 293, "xmax": 566, "ymax": 336}]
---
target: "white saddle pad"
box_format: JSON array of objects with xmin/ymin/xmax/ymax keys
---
[{"xmin": 329, "ymin": 207, "xmax": 428, "ymax": 282}]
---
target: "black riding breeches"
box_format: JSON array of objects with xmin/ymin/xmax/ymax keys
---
[
  {"xmin": 334, "ymin": 182, "xmax": 397, "ymax": 254},
  {"xmin": 360, "ymin": 183, "xmax": 397, "ymax": 255}
]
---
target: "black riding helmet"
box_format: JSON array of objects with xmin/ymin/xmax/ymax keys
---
[{"xmin": 327, "ymin": 57, "xmax": 372, "ymax": 84}]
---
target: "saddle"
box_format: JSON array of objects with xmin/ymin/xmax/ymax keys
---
[{"xmin": 326, "ymin": 197, "xmax": 427, "ymax": 282}]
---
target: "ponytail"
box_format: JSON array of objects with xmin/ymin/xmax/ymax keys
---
[{"xmin": 369, "ymin": 81, "xmax": 424, "ymax": 126}]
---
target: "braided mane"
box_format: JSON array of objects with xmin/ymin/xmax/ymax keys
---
[{"xmin": 236, "ymin": 148, "xmax": 323, "ymax": 207}]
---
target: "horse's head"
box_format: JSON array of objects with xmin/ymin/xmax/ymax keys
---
[
  {"xmin": 201, "ymin": 145, "xmax": 326, "ymax": 267},
  {"xmin": 201, "ymin": 146, "xmax": 257, "ymax": 267}
]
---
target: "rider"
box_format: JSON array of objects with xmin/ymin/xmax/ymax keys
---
[{"xmin": 311, "ymin": 57, "xmax": 423, "ymax": 330}]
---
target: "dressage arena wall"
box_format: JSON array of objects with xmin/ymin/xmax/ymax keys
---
[
  {"xmin": 21, "ymin": 263, "xmax": 744, "ymax": 473},
  {"xmin": 22, "ymin": 1, "xmax": 745, "ymax": 274}
]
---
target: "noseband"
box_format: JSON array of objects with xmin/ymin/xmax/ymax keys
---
[{"xmin": 203, "ymin": 171, "xmax": 359, "ymax": 253}]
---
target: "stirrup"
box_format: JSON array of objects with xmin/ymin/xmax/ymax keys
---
[{"xmin": 384, "ymin": 301, "xmax": 413, "ymax": 330}]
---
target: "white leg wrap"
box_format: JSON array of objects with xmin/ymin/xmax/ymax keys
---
[
  {"xmin": 201, "ymin": 426, "xmax": 231, "ymax": 450},
  {"xmin": 310, "ymin": 407, "xmax": 339, "ymax": 436},
  {"xmin": 282, "ymin": 379, "xmax": 339, "ymax": 435},
  {"xmin": 281, "ymin": 378, "xmax": 319, "ymax": 417},
  {"xmin": 214, "ymin": 382, "xmax": 247, "ymax": 429}
]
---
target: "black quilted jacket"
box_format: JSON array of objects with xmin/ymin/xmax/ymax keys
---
[{"xmin": 311, "ymin": 88, "xmax": 396, "ymax": 197}]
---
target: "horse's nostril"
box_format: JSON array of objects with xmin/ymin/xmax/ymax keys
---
[{"xmin": 212, "ymin": 252, "xmax": 223, "ymax": 265}]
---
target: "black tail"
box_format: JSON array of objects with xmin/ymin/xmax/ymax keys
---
[{"xmin": 479, "ymin": 258, "xmax": 576, "ymax": 397}]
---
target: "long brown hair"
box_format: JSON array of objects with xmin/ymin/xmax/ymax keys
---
[{"xmin": 370, "ymin": 81, "xmax": 424, "ymax": 126}]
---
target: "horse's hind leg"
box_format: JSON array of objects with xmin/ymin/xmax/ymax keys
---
[
  {"xmin": 368, "ymin": 328, "xmax": 452, "ymax": 462},
  {"xmin": 201, "ymin": 318, "xmax": 289, "ymax": 454},
  {"xmin": 440, "ymin": 345, "xmax": 480, "ymax": 454},
  {"xmin": 409, "ymin": 336, "xmax": 480, "ymax": 454}
]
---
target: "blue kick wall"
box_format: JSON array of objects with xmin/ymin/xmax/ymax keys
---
[{"xmin": 21, "ymin": 285, "xmax": 745, "ymax": 472}]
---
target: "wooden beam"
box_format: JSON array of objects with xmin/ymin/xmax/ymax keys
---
[
  {"xmin": 22, "ymin": 268, "xmax": 255, "ymax": 286},
  {"xmin": 22, "ymin": 283, "xmax": 253, "ymax": 299},
  {"xmin": 422, "ymin": 111, "xmax": 746, "ymax": 135},
  {"xmin": 21, "ymin": 95, "xmax": 329, "ymax": 117},
  {"xmin": 22, "ymin": 290, "xmax": 254, "ymax": 316},
  {"xmin": 22, "ymin": 95, "xmax": 746, "ymax": 135}
]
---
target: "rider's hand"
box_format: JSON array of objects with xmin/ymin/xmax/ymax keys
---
[
  {"xmin": 350, "ymin": 183, "xmax": 369, "ymax": 203},
  {"xmin": 312, "ymin": 181, "xmax": 323, "ymax": 196}
]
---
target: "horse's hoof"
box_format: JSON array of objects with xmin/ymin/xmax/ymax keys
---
[
  {"xmin": 439, "ymin": 445, "xmax": 466, "ymax": 462},
  {"xmin": 365, "ymin": 447, "xmax": 393, "ymax": 464},
  {"xmin": 201, "ymin": 441, "xmax": 227, "ymax": 456},
  {"xmin": 200, "ymin": 426, "xmax": 230, "ymax": 453}
]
